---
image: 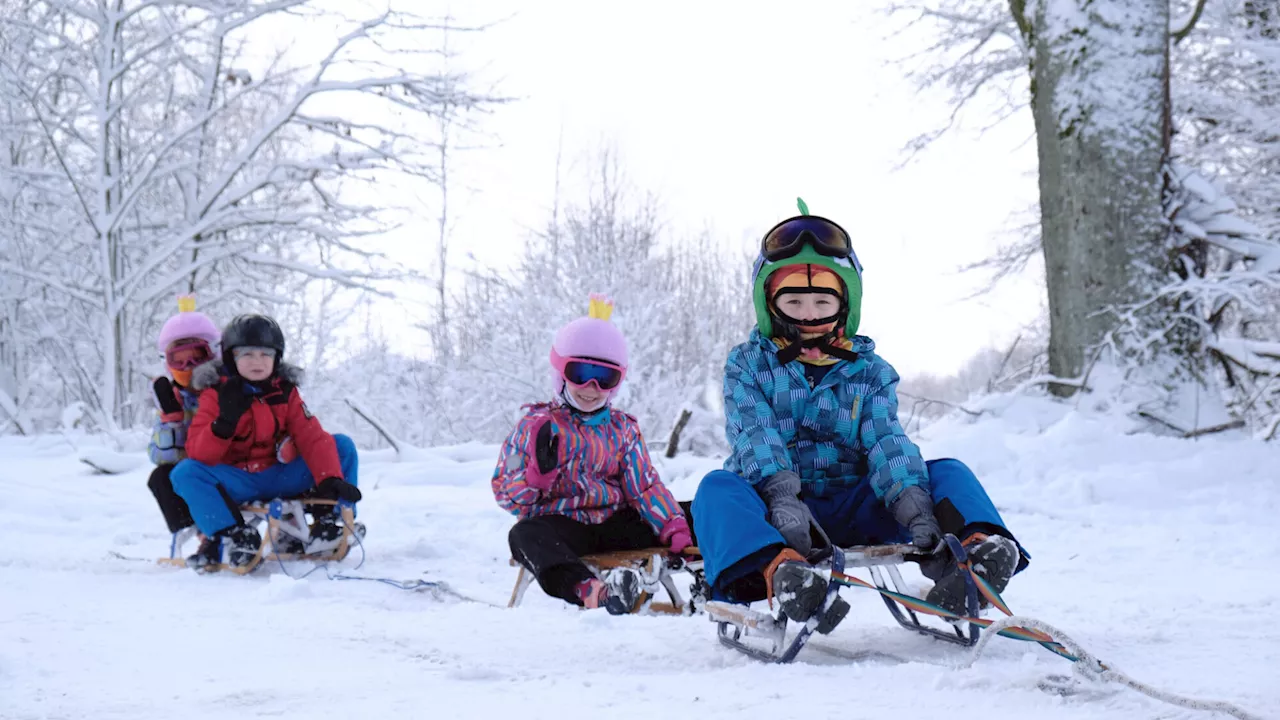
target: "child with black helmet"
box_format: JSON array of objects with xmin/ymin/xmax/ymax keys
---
[
  {"xmin": 692, "ymin": 200, "xmax": 1028, "ymax": 626},
  {"xmin": 170, "ymin": 314, "xmax": 361, "ymax": 571}
]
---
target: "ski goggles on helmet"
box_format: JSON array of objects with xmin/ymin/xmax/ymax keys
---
[
  {"xmin": 761, "ymin": 216, "xmax": 861, "ymax": 271},
  {"xmin": 164, "ymin": 340, "xmax": 213, "ymax": 371},
  {"xmin": 562, "ymin": 358, "xmax": 624, "ymax": 390}
]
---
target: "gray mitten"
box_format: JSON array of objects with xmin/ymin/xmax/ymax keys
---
[
  {"xmin": 890, "ymin": 485, "xmax": 946, "ymax": 580},
  {"xmin": 891, "ymin": 485, "xmax": 942, "ymax": 550},
  {"xmin": 757, "ymin": 471, "xmax": 814, "ymax": 557}
]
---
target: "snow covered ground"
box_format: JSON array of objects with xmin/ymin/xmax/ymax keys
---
[{"xmin": 2, "ymin": 396, "xmax": 1277, "ymax": 720}]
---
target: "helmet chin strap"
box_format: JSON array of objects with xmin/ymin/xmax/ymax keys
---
[
  {"xmin": 775, "ymin": 333, "xmax": 859, "ymax": 364},
  {"xmin": 768, "ymin": 285, "xmax": 857, "ymax": 364}
]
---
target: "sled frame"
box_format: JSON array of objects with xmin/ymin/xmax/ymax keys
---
[
  {"xmin": 160, "ymin": 498, "xmax": 359, "ymax": 575},
  {"xmin": 711, "ymin": 544, "xmax": 848, "ymax": 663},
  {"xmin": 709, "ymin": 537, "xmax": 981, "ymax": 663},
  {"xmin": 508, "ymin": 547, "xmax": 705, "ymax": 616}
]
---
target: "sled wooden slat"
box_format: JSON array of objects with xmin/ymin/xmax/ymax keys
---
[
  {"xmin": 507, "ymin": 547, "xmax": 701, "ymax": 614},
  {"xmin": 158, "ymin": 502, "xmax": 358, "ymax": 575}
]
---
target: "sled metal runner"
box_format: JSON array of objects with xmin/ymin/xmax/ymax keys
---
[
  {"xmin": 709, "ymin": 536, "xmax": 981, "ymax": 664},
  {"xmin": 160, "ymin": 498, "xmax": 360, "ymax": 575}
]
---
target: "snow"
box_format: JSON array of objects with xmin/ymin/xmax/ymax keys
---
[{"xmin": 2, "ymin": 397, "xmax": 1278, "ymax": 720}]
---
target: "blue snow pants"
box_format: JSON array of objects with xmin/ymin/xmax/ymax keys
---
[
  {"xmin": 171, "ymin": 434, "xmax": 359, "ymax": 536},
  {"xmin": 691, "ymin": 458, "xmax": 1028, "ymax": 601}
]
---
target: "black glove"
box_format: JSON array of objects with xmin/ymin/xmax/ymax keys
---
[
  {"xmin": 535, "ymin": 419, "xmax": 560, "ymax": 475},
  {"xmin": 756, "ymin": 471, "xmax": 815, "ymax": 557},
  {"xmin": 891, "ymin": 485, "xmax": 947, "ymax": 580},
  {"xmin": 316, "ymin": 476, "xmax": 362, "ymax": 503},
  {"xmin": 210, "ymin": 380, "xmax": 253, "ymax": 439},
  {"xmin": 153, "ymin": 377, "xmax": 183, "ymax": 416}
]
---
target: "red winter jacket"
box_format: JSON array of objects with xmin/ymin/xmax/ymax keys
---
[{"xmin": 185, "ymin": 361, "xmax": 343, "ymax": 482}]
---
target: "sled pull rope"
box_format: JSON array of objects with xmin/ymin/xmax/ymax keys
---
[
  {"xmin": 829, "ymin": 568, "xmax": 1263, "ymax": 720},
  {"xmin": 964, "ymin": 616, "xmax": 1264, "ymax": 720}
]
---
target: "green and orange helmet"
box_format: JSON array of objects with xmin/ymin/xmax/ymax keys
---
[{"xmin": 751, "ymin": 198, "xmax": 864, "ymax": 338}]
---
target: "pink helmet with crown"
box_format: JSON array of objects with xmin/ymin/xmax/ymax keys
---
[
  {"xmin": 156, "ymin": 295, "xmax": 221, "ymax": 354},
  {"xmin": 550, "ymin": 294, "xmax": 628, "ymax": 398}
]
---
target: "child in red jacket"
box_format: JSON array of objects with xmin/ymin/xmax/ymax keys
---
[{"xmin": 171, "ymin": 314, "xmax": 361, "ymax": 571}]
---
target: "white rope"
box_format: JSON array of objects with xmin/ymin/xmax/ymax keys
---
[{"xmin": 956, "ymin": 615, "xmax": 1266, "ymax": 720}]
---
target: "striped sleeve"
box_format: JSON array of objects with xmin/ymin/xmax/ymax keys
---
[
  {"xmin": 491, "ymin": 413, "xmax": 545, "ymax": 517},
  {"xmin": 618, "ymin": 420, "xmax": 682, "ymax": 534}
]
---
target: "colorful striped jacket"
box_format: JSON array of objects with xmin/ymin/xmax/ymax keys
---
[
  {"xmin": 148, "ymin": 382, "xmax": 200, "ymax": 465},
  {"xmin": 492, "ymin": 402, "xmax": 684, "ymax": 535},
  {"xmin": 722, "ymin": 329, "xmax": 927, "ymax": 505}
]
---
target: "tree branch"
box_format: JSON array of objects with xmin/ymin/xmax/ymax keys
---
[{"xmin": 1172, "ymin": 0, "xmax": 1208, "ymax": 44}]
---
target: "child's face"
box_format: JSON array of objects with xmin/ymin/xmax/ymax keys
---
[
  {"xmin": 233, "ymin": 348, "xmax": 275, "ymax": 381},
  {"xmin": 565, "ymin": 381, "xmax": 608, "ymax": 412},
  {"xmin": 776, "ymin": 292, "xmax": 839, "ymax": 329}
]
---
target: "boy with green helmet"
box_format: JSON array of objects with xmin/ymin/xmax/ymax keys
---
[{"xmin": 692, "ymin": 200, "xmax": 1029, "ymax": 627}]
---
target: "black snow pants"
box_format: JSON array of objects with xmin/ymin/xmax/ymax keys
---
[
  {"xmin": 148, "ymin": 464, "xmax": 195, "ymax": 533},
  {"xmin": 508, "ymin": 501, "xmax": 695, "ymax": 605}
]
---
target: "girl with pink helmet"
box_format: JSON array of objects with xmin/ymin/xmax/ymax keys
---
[
  {"xmin": 492, "ymin": 294, "xmax": 693, "ymax": 614},
  {"xmin": 147, "ymin": 295, "xmax": 220, "ymax": 535}
]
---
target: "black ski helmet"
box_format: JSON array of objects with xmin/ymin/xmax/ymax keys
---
[{"xmin": 221, "ymin": 314, "xmax": 285, "ymax": 373}]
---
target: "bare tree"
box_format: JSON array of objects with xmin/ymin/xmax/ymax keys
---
[
  {"xmin": 423, "ymin": 15, "xmax": 506, "ymax": 358},
  {"xmin": 0, "ymin": 0, "xmax": 499, "ymax": 427}
]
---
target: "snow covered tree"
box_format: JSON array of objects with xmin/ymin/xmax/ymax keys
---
[
  {"xmin": 316, "ymin": 152, "xmax": 756, "ymax": 451},
  {"xmin": 0, "ymin": 0, "xmax": 496, "ymax": 429},
  {"xmin": 1012, "ymin": 0, "xmax": 1171, "ymax": 389},
  {"xmin": 896, "ymin": 0, "xmax": 1280, "ymax": 434}
]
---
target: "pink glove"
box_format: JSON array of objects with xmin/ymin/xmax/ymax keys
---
[
  {"xmin": 660, "ymin": 516, "xmax": 693, "ymax": 554},
  {"xmin": 523, "ymin": 417, "xmax": 561, "ymax": 491}
]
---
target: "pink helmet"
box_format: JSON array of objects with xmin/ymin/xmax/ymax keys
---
[
  {"xmin": 550, "ymin": 294, "xmax": 628, "ymax": 397},
  {"xmin": 156, "ymin": 295, "xmax": 221, "ymax": 354}
]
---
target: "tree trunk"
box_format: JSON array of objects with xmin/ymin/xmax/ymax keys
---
[{"xmin": 1023, "ymin": 0, "xmax": 1171, "ymax": 392}]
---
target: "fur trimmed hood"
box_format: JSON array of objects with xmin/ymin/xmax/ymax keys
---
[{"xmin": 191, "ymin": 360, "xmax": 305, "ymax": 391}]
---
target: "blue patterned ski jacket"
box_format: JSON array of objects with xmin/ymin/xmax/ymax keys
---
[
  {"xmin": 722, "ymin": 329, "xmax": 927, "ymax": 505},
  {"xmin": 147, "ymin": 383, "xmax": 200, "ymax": 465}
]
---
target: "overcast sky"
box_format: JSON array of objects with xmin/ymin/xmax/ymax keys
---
[{"xmin": 308, "ymin": 1, "xmax": 1046, "ymax": 377}]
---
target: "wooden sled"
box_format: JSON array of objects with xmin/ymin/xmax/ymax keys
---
[
  {"xmin": 508, "ymin": 547, "xmax": 706, "ymax": 616},
  {"xmin": 160, "ymin": 498, "xmax": 360, "ymax": 575}
]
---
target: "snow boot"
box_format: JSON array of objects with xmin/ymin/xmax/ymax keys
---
[
  {"xmin": 273, "ymin": 530, "xmax": 306, "ymax": 556},
  {"xmin": 186, "ymin": 535, "xmax": 221, "ymax": 572},
  {"xmin": 926, "ymin": 533, "xmax": 1019, "ymax": 617},
  {"xmin": 306, "ymin": 512, "xmax": 345, "ymax": 554},
  {"xmin": 576, "ymin": 568, "xmax": 643, "ymax": 615},
  {"xmin": 221, "ymin": 524, "xmax": 263, "ymax": 569},
  {"xmin": 185, "ymin": 525, "xmax": 261, "ymax": 571},
  {"xmin": 764, "ymin": 549, "xmax": 850, "ymax": 632}
]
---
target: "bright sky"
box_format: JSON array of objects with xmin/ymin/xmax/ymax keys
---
[{"xmin": 321, "ymin": 1, "xmax": 1047, "ymax": 378}]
